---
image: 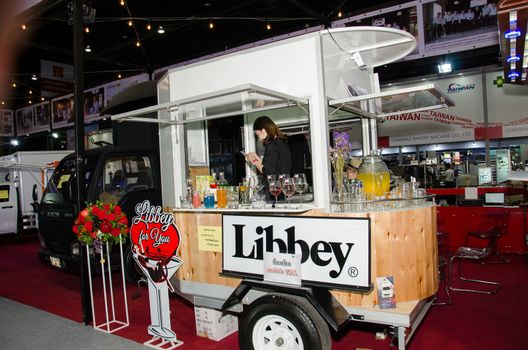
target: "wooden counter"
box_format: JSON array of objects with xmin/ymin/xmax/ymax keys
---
[{"xmin": 169, "ymin": 204, "xmax": 438, "ymax": 308}]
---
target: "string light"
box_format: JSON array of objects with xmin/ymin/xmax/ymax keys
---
[
  {"xmin": 266, "ymin": 22, "xmax": 271, "ymax": 30},
  {"xmin": 147, "ymin": 21, "xmax": 152, "ymax": 30},
  {"xmin": 209, "ymin": 20, "xmax": 214, "ymax": 29},
  {"xmin": 136, "ymin": 40, "xmax": 141, "ymax": 47},
  {"xmin": 117, "ymin": 73, "xmax": 122, "ymax": 79},
  {"xmin": 1, "ymin": 101, "xmax": 5, "ymax": 105},
  {"xmin": 120, "ymin": 0, "xmax": 125, "ymax": 6},
  {"xmin": 12, "ymin": 82, "xmax": 16, "ymax": 88},
  {"xmin": 128, "ymin": 19, "xmax": 133, "ymax": 27},
  {"xmin": 41, "ymin": 97, "xmax": 45, "ymax": 101},
  {"xmin": 338, "ymin": 9, "xmax": 342, "ymax": 18},
  {"xmin": 21, "ymin": 24, "xmax": 27, "ymax": 30},
  {"xmin": 85, "ymin": 26, "xmax": 90, "ymax": 33},
  {"xmin": 28, "ymin": 100, "xmax": 32, "ymax": 105},
  {"xmin": 29, "ymin": 90, "xmax": 32, "ymax": 95}
]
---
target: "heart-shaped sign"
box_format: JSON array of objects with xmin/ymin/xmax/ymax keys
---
[{"xmin": 130, "ymin": 220, "xmax": 180, "ymax": 262}]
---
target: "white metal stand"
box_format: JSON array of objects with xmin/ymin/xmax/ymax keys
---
[
  {"xmin": 86, "ymin": 236, "xmax": 130, "ymax": 333},
  {"xmin": 143, "ymin": 336, "xmax": 184, "ymax": 349}
]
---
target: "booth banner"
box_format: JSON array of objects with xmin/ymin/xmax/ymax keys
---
[
  {"xmin": 388, "ymin": 128, "xmax": 475, "ymax": 146},
  {"xmin": 40, "ymin": 59, "xmax": 74, "ymax": 98},
  {"xmin": 15, "ymin": 106, "xmax": 34, "ymax": 136},
  {"xmin": 33, "ymin": 101, "xmax": 51, "ymax": 133},
  {"xmin": 104, "ymin": 73, "xmax": 148, "ymax": 107},
  {"xmin": 51, "ymin": 94, "xmax": 74, "ymax": 129},
  {"xmin": 0, "ymin": 109, "xmax": 14, "ymax": 136},
  {"xmin": 130, "ymin": 200, "xmax": 183, "ymax": 344},
  {"xmin": 222, "ymin": 214, "xmax": 371, "ymax": 291}
]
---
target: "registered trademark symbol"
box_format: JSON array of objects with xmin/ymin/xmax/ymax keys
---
[{"xmin": 348, "ymin": 266, "xmax": 358, "ymax": 277}]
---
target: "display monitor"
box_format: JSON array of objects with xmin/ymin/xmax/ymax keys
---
[{"xmin": 484, "ymin": 193, "xmax": 505, "ymax": 205}]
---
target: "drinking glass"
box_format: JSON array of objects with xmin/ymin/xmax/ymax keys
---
[
  {"xmin": 267, "ymin": 175, "xmax": 282, "ymax": 208},
  {"xmin": 281, "ymin": 175, "xmax": 296, "ymax": 207},
  {"xmin": 250, "ymin": 175, "xmax": 265, "ymax": 208},
  {"xmin": 293, "ymin": 173, "xmax": 308, "ymax": 205}
]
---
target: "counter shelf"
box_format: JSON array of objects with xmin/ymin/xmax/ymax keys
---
[
  {"xmin": 172, "ymin": 206, "xmax": 313, "ymax": 214},
  {"xmin": 330, "ymin": 194, "xmax": 436, "ymax": 212}
]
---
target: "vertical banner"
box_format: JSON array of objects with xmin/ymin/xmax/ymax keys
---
[
  {"xmin": 15, "ymin": 106, "xmax": 34, "ymax": 136},
  {"xmin": 40, "ymin": 59, "xmax": 74, "ymax": 98},
  {"xmin": 51, "ymin": 94, "xmax": 75, "ymax": 129},
  {"xmin": 33, "ymin": 101, "xmax": 51, "ymax": 133},
  {"xmin": 130, "ymin": 200, "xmax": 184, "ymax": 348},
  {"xmin": 0, "ymin": 109, "xmax": 14, "ymax": 136}
]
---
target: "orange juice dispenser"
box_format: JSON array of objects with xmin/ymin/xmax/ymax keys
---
[{"xmin": 357, "ymin": 153, "xmax": 390, "ymax": 199}]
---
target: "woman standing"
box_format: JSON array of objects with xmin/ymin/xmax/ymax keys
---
[{"xmin": 245, "ymin": 116, "xmax": 291, "ymax": 184}]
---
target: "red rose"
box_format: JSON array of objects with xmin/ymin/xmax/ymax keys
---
[
  {"xmin": 111, "ymin": 228, "xmax": 120, "ymax": 237},
  {"xmin": 84, "ymin": 221, "xmax": 93, "ymax": 232},
  {"xmin": 103, "ymin": 204, "xmax": 110, "ymax": 212},
  {"xmin": 73, "ymin": 225, "xmax": 78, "ymax": 234},
  {"xmin": 107, "ymin": 213, "xmax": 116, "ymax": 221},
  {"xmin": 119, "ymin": 216, "xmax": 128, "ymax": 225},
  {"xmin": 113, "ymin": 206, "xmax": 122, "ymax": 215},
  {"xmin": 100, "ymin": 221, "xmax": 112, "ymax": 233},
  {"xmin": 80, "ymin": 209, "xmax": 89, "ymax": 218},
  {"xmin": 92, "ymin": 206, "xmax": 100, "ymax": 215},
  {"xmin": 77, "ymin": 215, "xmax": 85, "ymax": 224},
  {"xmin": 90, "ymin": 230, "xmax": 97, "ymax": 238}
]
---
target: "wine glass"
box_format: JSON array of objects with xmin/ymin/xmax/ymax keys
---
[
  {"xmin": 250, "ymin": 175, "xmax": 265, "ymax": 208},
  {"xmin": 281, "ymin": 175, "xmax": 296, "ymax": 208},
  {"xmin": 293, "ymin": 173, "xmax": 308, "ymax": 205},
  {"xmin": 267, "ymin": 175, "xmax": 282, "ymax": 208}
]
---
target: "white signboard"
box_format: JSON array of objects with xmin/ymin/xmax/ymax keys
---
[
  {"xmin": 222, "ymin": 215, "xmax": 371, "ymax": 291},
  {"xmin": 495, "ymin": 149, "xmax": 511, "ymax": 184}
]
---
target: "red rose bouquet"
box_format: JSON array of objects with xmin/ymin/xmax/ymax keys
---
[{"xmin": 73, "ymin": 201, "xmax": 129, "ymax": 249}]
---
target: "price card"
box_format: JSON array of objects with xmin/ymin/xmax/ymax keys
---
[{"xmin": 263, "ymin": 252, "xmax": 302, "ymax": 286}]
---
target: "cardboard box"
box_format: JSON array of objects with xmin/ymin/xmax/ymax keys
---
[{"xmin": 194, "ymin": 306, "xmax": 238, "ymax": 341}]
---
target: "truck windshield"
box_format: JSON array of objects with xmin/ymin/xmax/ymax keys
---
[{"xmin": 42, "ymin": 156, "xmax": 96, "ymax": 204}]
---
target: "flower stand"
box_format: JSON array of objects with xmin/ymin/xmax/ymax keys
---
[{"xmin": 86, "ymin": 236, "xmax": 129, "ymax": 333}]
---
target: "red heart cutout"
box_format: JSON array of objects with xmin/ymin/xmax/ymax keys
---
[{"xmin": 130, "ymin": 220, "xmax": 180, "ymax": 262}]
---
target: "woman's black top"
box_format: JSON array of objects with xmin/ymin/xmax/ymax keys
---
[{"xmin": 262, "ymin": 138, "xmax": 291, "ymax": 181}]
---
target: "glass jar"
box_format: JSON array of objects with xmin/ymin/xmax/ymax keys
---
[{"xmin": 357, "ymin": 152, "xmax": 390, "ymax": 200}]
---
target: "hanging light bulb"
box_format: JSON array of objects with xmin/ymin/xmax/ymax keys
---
[
  {"xmin": 41, "ymin": 97, "xmax": 45, "ymax": 101},
  {"xmin": 117, "ymin": 73, "xmax": 122, "ymax": 79},
  {"xmin": 338, "ymin": 9, "xmax": 342, "ymax": 18},
  {"xmin": 29, "ymin": 90, "xmax": 33, "ymax": 95},
  {"xmin": 157, "ymin": 26, "xmax": 165, "ymax": 34},
  {"xmin": 1, "ymin": 101, "xmax": 5, "ymax": 105},
  {"xmin": 28, "ymin": 100, "xmax": 32, "ymax": 104},
  {"xmin": 209, "ymin": 20, "xmax": 214, "ymax": 29},
  {"xmin": 85, "ymin": 26, "xmax": 90, "ymax": 33},
  {"xmin": 128, "ymin": 19, "xmax": 133, "ymax": 27},
  {"xmin": 21, "ymin": 24, "xmax": 27, "ymax": 30},
  {"xmin": 147, "ymin": 21, "xmax": 152, "ymax": 30},
  {"xmin": 136, "ymin": 40, "xmax": 141, "ymax": 47},
  {"xmin": 120, "ymin": 0, "xmax": 125, "ymax": 6},
  {"xmin": 12, "ymin": 82, "xmax": 16, "ymax": 88},
  {"xmin": 266, "ymin": 22, "xmax": 271, "ymax": 30}
]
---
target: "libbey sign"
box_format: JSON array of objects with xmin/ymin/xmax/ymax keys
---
[{"xmin": 222, "ymin": 215, "xmax": 371, "ymax": 291}]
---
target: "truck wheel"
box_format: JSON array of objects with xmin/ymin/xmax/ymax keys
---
[
  {"xmin": 124, "ymin": 249, "xmax": 144, "ymax": 284},
  {"xmin": 239, "ymin": 293, "xmax": 331, "ymax": 350}
]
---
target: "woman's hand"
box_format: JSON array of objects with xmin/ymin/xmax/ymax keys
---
[{"xmin": 245, "ymin": 152, "xmax": 263, "ymax": 173}]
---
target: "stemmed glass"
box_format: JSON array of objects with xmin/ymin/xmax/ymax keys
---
[
  {"xmin": 281, "ymin": 175, "xmax": 296, "ymax": 208},
  {"xmin": 267, "ymin": 175, "xmax": 282, "ymax": 208},
  {"xmin": 293, "ymin": 173, "xmax": 308, "ymax": 205}
]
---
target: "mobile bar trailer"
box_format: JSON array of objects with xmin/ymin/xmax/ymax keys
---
[{"xmin": 111, "ymin": 27, "xmax": 453, "ymax": 349}]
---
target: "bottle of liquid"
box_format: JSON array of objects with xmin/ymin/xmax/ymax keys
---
[
  {"xmin": 357, "ymin": 152, "xmax": 390, "ymax": 200},
  {"xmin": 192, "ymin": 191, "xmax": 201, "ymax": 208},
  {"xmin": 217, "ymin": 172, "xmax": 228, "ymax": 187},
  {"xmin": 209, "ymin": 172, "xmax": 218, "ymax": 203},
  {"xmin": 216, "ymin": 172, "xmax": 228, "ymax": 208}
]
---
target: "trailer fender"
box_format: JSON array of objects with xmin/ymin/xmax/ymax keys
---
[{"xmin": 220, "ymin": 279, "xmax": 351, "ymax": 332}]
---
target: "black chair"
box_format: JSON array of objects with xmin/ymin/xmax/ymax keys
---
[{"xmin": 447, "ymin": 211, "xmax": 509, "ymax": 295}]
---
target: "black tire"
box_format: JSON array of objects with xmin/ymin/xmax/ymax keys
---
[
  {"xmin": 124, "ymin": 248, "xmax": 144, "ymax": 285},
  {"xmin": 239, "ymin": 293, "xmax": 331, "ymax": 350}
]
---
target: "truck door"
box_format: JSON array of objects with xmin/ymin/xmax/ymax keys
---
[{"xmin": 0, "ymin": 183, "xmax": 18, "ymax": 235}]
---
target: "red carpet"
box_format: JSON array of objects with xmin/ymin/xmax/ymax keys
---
[{"xmin": 1, "ymin": 234, "xmax": 527, "ymax": 349}]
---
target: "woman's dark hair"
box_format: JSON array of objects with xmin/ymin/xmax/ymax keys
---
[{"xmin": 253, "ymin": 116, "xmax": 287, "ymax": 144}]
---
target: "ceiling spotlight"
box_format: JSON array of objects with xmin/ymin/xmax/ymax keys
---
[
  {"xmin": 29, "ymin": 90, "xmax": 32, "ymax": 95},
  {"xmin": 117, "ymin": 73, "xmax": 122, "ymax": 79},
  {"xmin": 147, "ymin": 22, "xmax": 152, "ymax": 31},
  {"xmin": 437, "ymin": 63, "xmax": 452, "ymax": 74},
  {"xmin": 52, "ymin": 132, "xmax": 59, "ymax": 139},
  {"xmin": 21, "ymin": 24, "xmax": 27, "ymax": 30},
  {"xmin": 10, "ymin": 139, "xmax": 19, "ymax": 147},
  {"xmin": 85, "ymin": 45, "xmax": 92, "ymax": 52},
  {"xmin": 41, "ymin": 97, "xmax": 45, "ymax": 101},
  {"xmin": 1, "ymin": 101, "xmax": 4, "ymax": 105},
  {"xmin": 157, "ymin": 26, "xmax": 165, "ymax": 34},
  {"xmin": 31, "ymin": 74, "xmax": 37, "ymax": 81},
  {"xmin": 28, "ymin": 100, "xmax": 32, "ymax": 104},
  {"xmin": 209, "ymin": 20, "xmax": 214, "ymax": 29},
  {"xmin": 128, "ymin": 20, "xmax": 133, "ymax": 27}
]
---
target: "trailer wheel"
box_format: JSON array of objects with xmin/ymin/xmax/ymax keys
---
[
  {"xmin": 239, "ymin": 293, "xmax": 331, "ymax": 350},
  {"xmin": 124, "ymin": 248, "xmax": 144, "ymax": 284}
]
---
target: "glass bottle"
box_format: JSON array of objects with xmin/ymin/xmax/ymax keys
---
[
  {"xmin": 217, "ymin": 172, "xmax": 228, "ymax": 187},
  {"xmin": 357, "ymin": 151, "xmax": 390, "ymax": 200}
]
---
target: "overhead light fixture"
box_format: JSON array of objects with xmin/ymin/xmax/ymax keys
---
[
  {"xmin": 31, "ymin": 74, "xmax": 37, "ymax": 81},
  {"xmin": 120, "ymin": 0, "xmax": 125, "ymax": 6},
  {"xmin": 11, "ymin": 82, "xmax": 16, "ymax": 88},
  {"xmin": 508, "ymin": 70, "xmax": 520, "ymax": 79},
  {"xmin": 52, "ymin": 132, "xmax": 59, "ymax": 139},
  {"xmin": 437, "ymin": 63, "xmax": 452, "ymax": 73},
  {"xmin": 117, "ymin": 73, "xmax": 122, "ymax": 79},
  {"xmin": 504, "ymin": 29, "xmax": 521, "ymax": 39},
  {"xmin": 85, "ymin": 45, "xmax": 92, "ymax": 52},
  {"xmin": 1, "ymin": 101, "xmax": 5, "ymax": 105},
  {"xmin": 29, "ymin": 90, "xmax": 32, "ymax": 95},
  {"xmin": 147, "ymin": 21, "xmax": 152, "ymax": 30},
  {"xmin": 28, "ymin": 100, "xmax": 32, "ymax": 104},
  {"xmin": 507, "ymin": 55, "xmax": 520, "ymax": 62},
  {"xmin": 157, "ymin": 26, "xmax": 165, "ymax": 34},
  {"xmin": 41, "ymin": 97, "xmax": 45, "ymax": 101},
  {"xmin": 136, "ymin": 40, "xmax": 141, "ymax": 47},
  {"xmin": 338, "ymin": 10, "xmax": 342, "ymax": 18}
]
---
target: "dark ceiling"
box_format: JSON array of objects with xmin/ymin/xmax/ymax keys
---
[{"xmin": 6, "ymin": 0, "xmax": 502, "ymax": 110}]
